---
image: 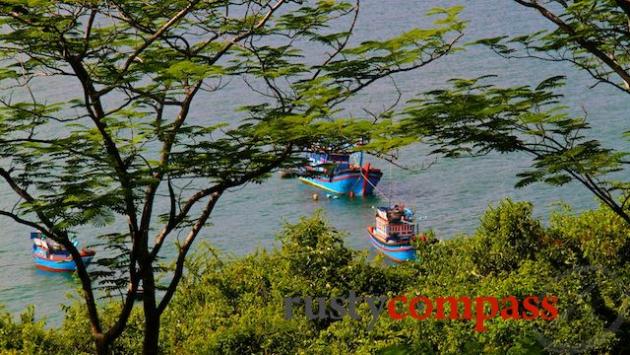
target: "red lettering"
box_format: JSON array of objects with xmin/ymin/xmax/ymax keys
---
[
  {"xmin": 500, "ymin": 296, "xmax": 520, "ymax": 320},
  {"xmin": 435, "ymin": 296, "xmax": 472, "ymax": 320},
  {"xmin": 384, "ymin": 294, "xmax": 555, "ymax": 327},
  {"xmin": 409, "ymin": 296, "xmax": 433, "ymax": 320},
  {"xmin": 387, "ymin": 296, "xmax": 408, "ymax": 320},
  {"xmin": 475, "ymin": 296, "xmax": 499, "ymax": 332},
  {"xmin": 540, "ymin": 296, "xmax": 558, "ymax": 321},
  {"xmin": 521, "ymin": 296, "xmax": 540, "ymax": 320}
]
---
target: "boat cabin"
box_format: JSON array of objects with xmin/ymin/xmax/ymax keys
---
[
  {"xmin": 31, "ymin": 231, "xmax": 79, "ymax": 255},
  {"xmin": 306, "ymin": 151, "xmax": 351, "ymax": 173},
  {"xmin": 373, "ymin": 205, "xmax": 416, "ymax": 242}
]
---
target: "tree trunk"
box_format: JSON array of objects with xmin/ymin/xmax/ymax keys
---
[
  {"xmin": 143, "ymin": 311, "xmax": 160, "ymax": 355},
  {"xmin": 142, "ymin": 265, "xmax": 160, "ymax": 355},
  {"xmin": 94, "ymin": 335, "xmax": 110, "ymax": 355}
]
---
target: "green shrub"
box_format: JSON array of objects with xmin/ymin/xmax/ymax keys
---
[{"xmin": 1, "ymin": 201, "xmax": 627, "ymax": 354}]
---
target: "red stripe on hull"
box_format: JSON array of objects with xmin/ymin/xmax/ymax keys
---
[
  {"xmin": 367, "ymin": 237, "xmax": 411, "ymax": 263},
  {"xmin": 310, "ymin": 167, "xmax": 383, "ymax": 183}
]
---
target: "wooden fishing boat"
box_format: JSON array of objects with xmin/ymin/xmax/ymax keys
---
[
  {"xmin": 298, "ymin": 151, "xmax": 382, "ymax": 196},
  {"xmin": 368, "ymin": 205, "xmax": 417, "ymax": 262},
  {"xmin": 31, "ymin": 231, "xmax": 95, "ymax": 272}
]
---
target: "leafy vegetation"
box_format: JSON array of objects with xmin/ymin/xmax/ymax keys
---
[
  {"xmin": 1, "ymin": 201, "xmax": 628, "ymax": 354},
  {"xmin": 397, "ymin": 76, "xmax": 629, "ymax": 224},
  {"xmin": 394, "ymin": 0, "xmax": 630, "ymax": 226},
  {"xmin": 484, "ymin": 0, "xmax": 630, "ymax": 94},
  {"xmin": 0, "ymin": 1, "xmax": 464, "ymax": 352},
  {"xmin": 0, "ymin": 1, "xmax": 628, "ymax": 353}
]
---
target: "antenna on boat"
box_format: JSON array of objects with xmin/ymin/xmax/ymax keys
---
[
  {"xmin": 388, "ymin": 158, "xmax": 393, "ymax": 205},
  {"xmin": 358, "ymin": 150, "xmax": 364, "ymax": 168}
]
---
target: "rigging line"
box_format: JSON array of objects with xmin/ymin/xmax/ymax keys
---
[
  {"xmin": 334, "ymin": 131, "xmax": 397, "ymax": 202},
  {"xmin": 358, "ymin": 164, "xmax": 389, "ymax": 201}
]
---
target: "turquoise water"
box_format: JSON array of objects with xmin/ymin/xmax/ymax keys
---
[{"xmin": 0, "ymin": 0, "xmax": 627, "ymax": 323}]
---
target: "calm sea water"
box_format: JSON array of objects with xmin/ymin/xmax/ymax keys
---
[{"xmin": 0, "ymin": 0, "xmax": 627, "ymax": 323}]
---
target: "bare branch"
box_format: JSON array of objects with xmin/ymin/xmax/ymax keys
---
[
  {"xmin": 200, "ymin": 0, "xmax": 287, "ymax": 65},
  {"xmin": 99, "ymin": 0, "xmax": 203, "ymax": 96},
  {"xmin": 157, "ymin": 191, "xmax": 222, "ymax": 315},
  {"xmin": 150, "ymin": 144, "xmax": 294, "ymax": 260},
  {"xmin": 513, "ymin": 0, "xmax": 630, "ymax": 90}
]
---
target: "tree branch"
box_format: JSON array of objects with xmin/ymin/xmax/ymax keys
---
[
  {"xmin": 0, "ymin": 167, "xmax": 104, "ymax": 335},
  {"xmin": 99, "ymin": 0, "xmax": 202, "ymax": 96},
  {"xmin": 615, "ymin": 0, "xmax": 630, "ymax": 20},
  {"xmin": 199, "ymin": 0, "xmax": 286, "ymax": 65},
  {"xmin": 513, "ymin": 0, "xmax": 630, "ymax": 89},
  {"xmin": 156, "ymin": 191, "xmax": 221, "ymax": 315},
  {"xmin": 0, "ymin": 210, "xmax": 48, "ymax": 233},
  {"xmin": 150, "ymin": 144, "xmax": 294, "ymax": 260}
]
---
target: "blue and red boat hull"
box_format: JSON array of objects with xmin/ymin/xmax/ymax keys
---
[
  {"xmin": 367, "ymin": 227, "xmax": 416, "ymax": 262},
  {"xmin": 299, "ymin": 168, "xmax": 382, "ymax": 196},
  {"xmin": 32, "ymin": 248, "xmax": 95, "ymax": 272}
]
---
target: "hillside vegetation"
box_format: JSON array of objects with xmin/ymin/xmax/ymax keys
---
[{"xmin": 1, "ymin": 199, "xmax": 628, "ymax": 354}]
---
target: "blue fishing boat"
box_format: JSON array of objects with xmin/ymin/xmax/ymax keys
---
[
  {"xmin": 368, "ymin": 205, "xmax": 419, "ymax": 262},
  {"xmin": 31, "ymin": 231, "xmax": 95, "ymax": 272},
  {"xmin": 298, "ymin": 151, "xmax": 382, "ymax": 196}
]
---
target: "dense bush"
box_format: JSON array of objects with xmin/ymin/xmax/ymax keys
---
[{"xmin": 0, "ymin": 200, "xmax": 628, "ymax": 354}]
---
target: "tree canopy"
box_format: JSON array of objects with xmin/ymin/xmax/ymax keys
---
[
  {"xmin": 483, "ymin": 0, "xmax": 630, "ymax": 93},
  {"xmin": 395, "ymin": 0, "xmax": 629, "ymax": 225},
  {"xmin": 398, "ymin": 75, "xmax": 629, "ymax": 224},
  {"xmin": 0, "ymin": 1, "xmax": 464, "ymax": 353}
]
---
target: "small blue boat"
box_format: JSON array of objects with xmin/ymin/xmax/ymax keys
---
[
  {"xmin": 31, "ymin": 232, "xmax": 95, "ymax": 272},
  {"xmin": 368, "ymin": 205, "xmax": 419, "ymax": 262},
  {"xmin": 298, "ymin": 151, "xmax": 382, "ymax": 196}
]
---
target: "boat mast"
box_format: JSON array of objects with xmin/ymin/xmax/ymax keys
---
[{"xmin": 358, "ymin": 150, "xmax": 364, "ymax": 168}]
